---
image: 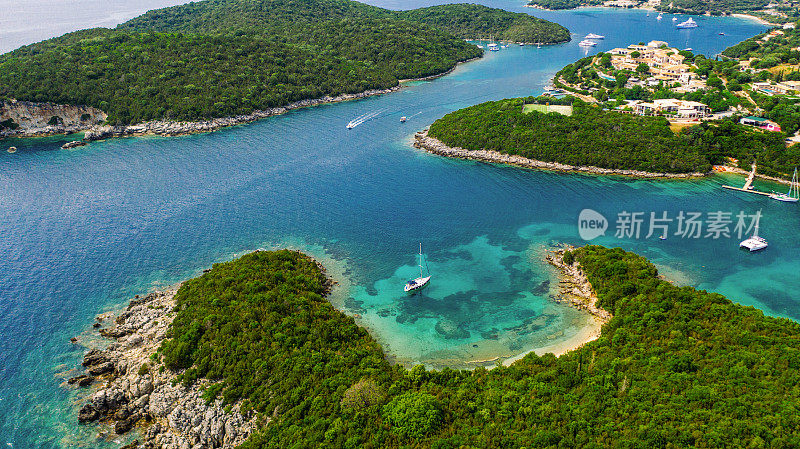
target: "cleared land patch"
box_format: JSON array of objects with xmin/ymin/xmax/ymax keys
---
[{"xmin": 522, "ymin": 103, "xmax": 573, "ymax": 116}]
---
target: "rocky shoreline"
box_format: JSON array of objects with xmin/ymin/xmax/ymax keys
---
[
  {"xmin": 414, "ymin": 129, "xmax": 710, "ymax": 179},
  {"xmin": 545, "ymin": 246, "xmax": 612, "ymax": 322},
  {"xmin": 0, "ymin": 88, "xmax": 398, "ymax": 142},
  {"xmin": 82, "ymin": 87, "xmax": 401, "ymax": 141},
  {"xmin": 70, "ymin": 288, "xmax": 257, "ymax": 448},
  {"xmin": 2, "ymin": 56, "xmax": 485, "ymax": 144}
]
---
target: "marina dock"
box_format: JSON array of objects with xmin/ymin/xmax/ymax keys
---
[
  {"xmin": 721, "ymin": 185, "xmax": 772, "ymax": 196},
  {"xmin": 721, "ymin": 163, "xmax": 772, "ymax": 196}
]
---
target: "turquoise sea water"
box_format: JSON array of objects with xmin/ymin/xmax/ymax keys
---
[{"xmin": 0, "ymin": 4, "xmax": 779, "ymax": 447}]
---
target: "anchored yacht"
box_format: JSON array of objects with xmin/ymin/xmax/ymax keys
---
[
  {"xmin": 740, "ymin": 225, "xmax": 768, "ymax": 252},
  {"xmin": 404, "ymin": 243, "xmax": 431, "ymax": 293},
  {"xmin": 769, "ymin": 167, "xmax": 799, "ymax": 203}
]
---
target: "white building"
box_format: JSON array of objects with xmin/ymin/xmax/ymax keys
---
[{"xmin": 633, "ymin": 99, "xmax": 710, "ymax": 118}]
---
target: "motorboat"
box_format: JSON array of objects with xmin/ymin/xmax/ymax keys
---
[
  {"xmin": 578, "ymin": 40, "xmax": 598, "ymax": 47},
  {"xmin": 676, "ymin": 18, "xmax": 698, "ymax": 28},
  {"xmin": 585, "ymin": 33, "xmax": 605, "ymax": 39}
]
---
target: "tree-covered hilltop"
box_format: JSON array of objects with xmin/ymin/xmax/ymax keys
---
[
  {"xmin": 395, "ymin": 4, "xmax": 570, "ymax": 43},
  {"xmin": 152, "ymin": 247, "xmax": 800, "ymax": 447},
  {"xmin": 121, "ymin": 0, "xmax": 570, "ymax": 44},
  {"xmin": 0, "ymin": 24, "xmax": 478, "ymax": 125},
  {"xmin": 429, "ymin": 97, "xmax": 712, "ymax": 173},
  {"xmin": 427, "ymin": 97, "xmax": 800, "ymax": 177},
  {"xmin": 0, "ymin": 0, "xmax": 571, "ymax": 126},
  {"xmin": 661, "ymin": 0, "xmax": 769, "ymax": 15},
  {"xmin": 527, "ymin": 0, "xmax": 602, "ymax": 10}
]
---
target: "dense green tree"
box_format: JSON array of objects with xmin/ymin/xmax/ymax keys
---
[
  {"xmin": 0, "ymin": 0, "xmax": 569, "ymax": 125},
  {"xmin": 162, "ymin": 246, "xmax": 800, "ymax": 448}
]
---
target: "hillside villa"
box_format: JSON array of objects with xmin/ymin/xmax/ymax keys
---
[
  {"xmin": 740, "ymin": 116, "xmax": 782, "ymax": 132},
  {"xmin": 752, "ymin": 81, "xmax": 800, "ymax": 96},
  {"xmin": 608, "ymin": 41, "xmax": 694, "ymax": 83},
  {"xmin": 631, "ymin": 98, "xmax": 710, "ymax": 118}
]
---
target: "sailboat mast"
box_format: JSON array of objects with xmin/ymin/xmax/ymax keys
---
[{"xmin": 419, "ymin": 243, "xmax": 424, "ymax": 278}]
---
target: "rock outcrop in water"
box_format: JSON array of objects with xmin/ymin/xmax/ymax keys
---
[
  {"xmin": 413, "ymin": 129, "xmax": 710, "ymax": 179},
  {"xmin": 545, "ymin": 246, "xmax": 612, "ymax": 322},
  {"xmin": 72, "ymin": 289, "xmax": 257, "ymax": 448},
  {"xmin": 0, "ymin": 99, "xmax": 106, "ymax": 138}
]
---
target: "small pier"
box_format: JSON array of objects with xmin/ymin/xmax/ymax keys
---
[{"xmin": 722, "ymin": 163, "xmax": 772, "ymax": 196}]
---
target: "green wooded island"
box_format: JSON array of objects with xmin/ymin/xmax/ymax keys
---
[
  {"xmin": 0, "ymin": 0, "xmax": 569, "ymax": 129},
  {"xmin": 526, "ymin": 0, "xmax": 799, "ymax": 23},
  {"xmin": 75, "ymin": 247, "xmax": 800, "ymax": 448},
  {"xmin": 422, "ymin": 96, "xmax": 800, "ymax": 179}
]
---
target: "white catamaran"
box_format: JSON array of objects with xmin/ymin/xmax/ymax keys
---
[
  {"xmin": 769, "ymin": 167, "xmax": 799, "ymax": 203},
  {"xmin": 404, "ymin": 243, "xmax": 431, "ymax": 293},
  {"xmin": 740, "ymin": 224, "xmax": 768, "ymax": 252}
]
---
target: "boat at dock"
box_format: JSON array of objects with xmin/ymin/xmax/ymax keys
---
[
  {"xmin": 740, "ymin": 224, "xmax": 768, "ymax": 252},
  {"xmin": 585, "ymin": 33, "xmax": 605, "ymax": 39},
  {"xmin": 487, "ymin": 43, "xmax": 500, "ymax": 51},
  {"xmin": 770, "ymin": 167, "xmax": 799, "ymax": 203},
  {"xmin": 676, "ymin": 18, "xmax": 698, "ymax": 28},
  {"xmin": 404, "ymin": 243, "xmax": 431, "ymax": 293}
]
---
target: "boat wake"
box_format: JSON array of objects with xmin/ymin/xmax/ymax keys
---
[{"xmin": 346, "ymin": 110, "xmax": 384, "ymax": 129}]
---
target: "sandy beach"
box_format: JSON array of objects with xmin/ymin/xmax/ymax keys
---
[{"xmin": 731, "ymin": 13, "xmax": 778, "ymax": 26}]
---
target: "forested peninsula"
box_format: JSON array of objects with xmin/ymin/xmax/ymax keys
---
[
  {"xmin": 0, "ymin": 0, "xmax": 569, "ymax": 136},
  {"xmin": 71, "ymin": 247, "xmax": 800, "ymax": 448},
  {"xmin": 423, "ymin": 96, "xmax": 800, "ymax": 178}
]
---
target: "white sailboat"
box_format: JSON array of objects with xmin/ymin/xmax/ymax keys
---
[
  {"xmin": 740, "ymin": 224, "xmax": 768, "ymax": 252},
  {"xmin": 404, "ymin": 243, "xmax": 431, "ymax": 293},
  {"xmin": 769, "ymin": 167, "xmax": 800, "ymax": 203}
]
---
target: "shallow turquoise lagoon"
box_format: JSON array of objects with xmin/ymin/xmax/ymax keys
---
[{"xmin": 0, "ymin": 5, "xmax": 778, "ymax": 447}]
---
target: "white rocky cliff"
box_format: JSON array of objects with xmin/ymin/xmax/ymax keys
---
[{"xmin": 71, "ymin": 290, "xmax": 257, "ymax": 449}]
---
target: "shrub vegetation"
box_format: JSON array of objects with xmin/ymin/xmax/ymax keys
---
[{"xmin": 158, "ymin": 247, "xmax": 800, "ymax": 447}]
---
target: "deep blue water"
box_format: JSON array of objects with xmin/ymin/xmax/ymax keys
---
[{"xmin": 0, "ymin": 3, "xmax": 778, "ymax": 447}]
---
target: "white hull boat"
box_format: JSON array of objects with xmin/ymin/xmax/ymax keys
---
[
  {"xmin": 578, "ymin": 40, "xmax": 597, "ymax": 47},
  {"xmin": 740, "ymin": 225, "xmax": 768, "ymax": 251},
  {"xmin": 585, "ymin": 33, "xmax": 605, "ymax": 39},
  {"xmin": 677, "ymin": 18, "xmax": 698, "ymax": 28},
  {"xmin": 404, "ymin": 243, "xmax": 431, "ymax": 293},
  {"xmin": 769, "ymin": 167, "xmax": 799, "ymax": 203}
]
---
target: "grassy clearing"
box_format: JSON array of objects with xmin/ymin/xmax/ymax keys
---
[{"xmin": 522, "ymin": 103, "xmax": 573, "ymax": 116}]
